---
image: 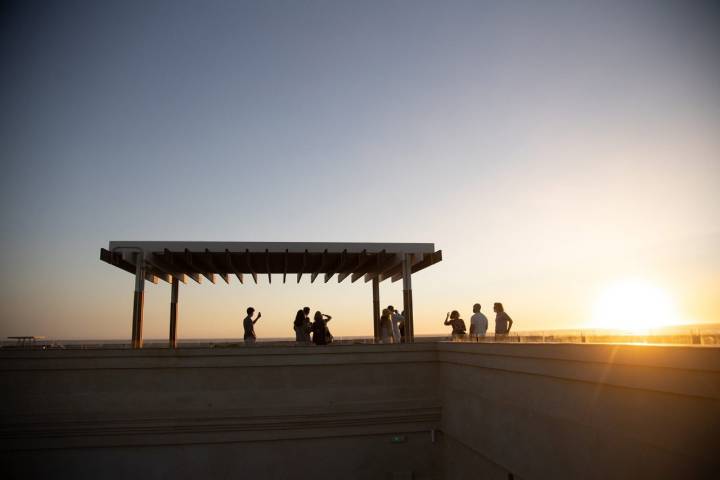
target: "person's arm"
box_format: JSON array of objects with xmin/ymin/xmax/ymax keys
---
[
  {"xmin": 254, "ymin": 312, "xmax": 262, "ymax": 324},
  {"xmin": 444, "ymin": 312, "xmax": 451, "ymax": 325},
  {"xmin": 469, "ymin": 319, "xmax": 477, "ymax": 335},
  {"xmin": 324, "ymin": 314, "xmax": 332, "ymax": 323},
  {"xmin": 507, "ymin": 315, "xmax": 513, "ymax": 332}
]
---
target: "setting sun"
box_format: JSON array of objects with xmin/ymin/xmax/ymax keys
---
[{"xmin": 590, "ymin": 279, "xmax": 681, "ymax": 331}]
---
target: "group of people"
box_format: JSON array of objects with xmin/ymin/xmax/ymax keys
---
[
  {"xmin": 243, "ymin": 302, "xmax": 513, "ymax": 345},
  {"xmin": 443, "ymin": 302, "xmax": 513, "ymax": 341},
  {"xmin": 242, "ymin": 306, "xmax": 335, "ymax": 346},
  {"xmin": 293, "ymin": 307, "xmax": 334, "ymax": 345},
  {"xmin": 379, "ymin": 306, "xmax": 406, "ymax": 343}
]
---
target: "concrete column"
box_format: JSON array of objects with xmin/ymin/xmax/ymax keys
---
[
  {"xmin": 402, "ymin": 254, "xmax": 414, "ymax": 343},
  {"xmin": 169, "ymin": 277, "xmax": 179, "ymax": 349},
  {"xmin": 131, "ymin": 253, "xmax": 145, "ymax": 349},
  {"xmin": 372, "ymin": 277, "xmax": 380, "ymax": 342}
]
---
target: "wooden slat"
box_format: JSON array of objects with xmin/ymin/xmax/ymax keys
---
[
  {"xmin": 245, "ymin": 250, "xmax": 258, "ymax": 284},
  {"xmin": 226, "ymin": 249, "xmax": 243, "ymax": 284},
  {"xmin": 297, "ymin": 250, "xmax": 307, "ymax": 283},
  {"xmin": 325, "ymin": 249, "xmax": 347, "ymax": 283}
]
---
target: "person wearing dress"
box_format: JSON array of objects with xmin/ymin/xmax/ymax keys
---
[
  {"xmin": 388, "ymin": 305, "xmax": 404, "ymax": 343},
  {"xmin": 379, "ymin": 308, "xmax": 393, "ymax": 344}
]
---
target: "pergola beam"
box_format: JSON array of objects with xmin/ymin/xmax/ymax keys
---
[
  {"xmin": 351, "ymin": 251, "xmax": 376, "ymax": 282},
  {"xmin": 297, "ymin": 250, "xmax": 307, "ymax": 283},
  {"xmin": 146, "ymin": 252, "xmax": 186, "ymax": 284},
  {"xmin": 182, "ymin": 250, "xmax": 204, "ymax": 284},
  {"xmin": 245, "ymin": 250, "xmax": 258, "ymax": 284},
  {"xmin": 311, "ymin": 250, "xmax": 329, "ymax": 283},
  {"xmin": 339, "ymin": 250, "xmax": 366, "ymax": 283},
  {"xmin": 325, "ymin": 249, "xmax": 347, "ymax": 283},
  {"xmin": 226, "ymin": 249, "xmax": 244, "ymax": 284},
  {"xmin": 205, "ymin": 249, "xmax": 227, "ymax": 284},
  {"xmin": 265, "ymin": 249, "xmax": 271, "ymax": 284},
  {"xmin": 283, "ymin": 249, "xmax": 288, "ymax": 283}
]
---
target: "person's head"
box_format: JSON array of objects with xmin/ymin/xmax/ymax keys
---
[
  {"xmin": 493, "ymin": 302, "xmax": 504, "ymax": 313},
  {"xmin": 246, "ymin": 307, "xmax": 255, "ymax": 316},
  {"xmin": 473, "ymin": 303, "xmax": 481, "ymax": 313},
  {"xmin": 314, "ymin": 311, "xmax": 323, "ymax": 322},
  {"xmin": 450, "ymin": 310, "xmax": 460, "ymax": 319},
  {"xmin": 381, "ymin": 308, "xmax": 389, "ymax": 317},
  {"xmin": 303, "ymin": 307, "xmax": 310, "ymax": 315}
]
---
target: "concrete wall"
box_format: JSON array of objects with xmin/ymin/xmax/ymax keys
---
[
  {"xmin": 2, "ymin": 343, "xmax": 719, "ymax": 479},
  {"xmin": 1, "ymin": 344, "xmax": 442, "ymax": 479},
  {"xmin": 438, "ymin": 343, "xmax": 720, "ymax": 479}
]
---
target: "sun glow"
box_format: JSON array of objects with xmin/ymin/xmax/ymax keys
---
[{"xmin": 590, "ymin": 279, "xmax": 681, "ymax": 332}]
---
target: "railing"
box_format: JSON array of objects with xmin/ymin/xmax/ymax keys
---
[
  {"xmin": 3, "ymin": 327, "xmax": 719, "ymax": 349},
  {"xmin": 448, "ymin": 328, "xmax": 720, "ymax": 346}
]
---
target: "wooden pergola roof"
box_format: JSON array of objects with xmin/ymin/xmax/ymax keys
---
[{"xmin": 100, "ymin": 241, "xmax": 442, "ymax": 285}]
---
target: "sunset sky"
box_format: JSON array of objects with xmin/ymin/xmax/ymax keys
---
[{"xmin": 1, "ymin": 1, "xmax": 718, "ymax": 340}]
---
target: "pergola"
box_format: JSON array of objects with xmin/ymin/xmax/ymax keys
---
[{"xmin": 100, "ymin": 242, "xmax": 442, "ymax": 348}]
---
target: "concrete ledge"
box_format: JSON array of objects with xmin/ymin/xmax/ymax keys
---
[{"xmin": 3, "ymin": 342, "xmax": 719, "ymax": 479}]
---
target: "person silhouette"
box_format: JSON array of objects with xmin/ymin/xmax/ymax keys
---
[
  {"xmin": 294, "ymin": 307, "xmax": 311, "ymax": 343},
  {"xmin": 311, "ymin": 311, "xmax": 333, "ymax": 345},
  {"xmin": 243, "ymin": 307, "xmax": 262, "ymax": 344},
  {"xmin": 470, "ymin": 303, "xmax": 489, "ymax": 340},
  {"xmin": 493, "ymin": 302, "xmax": 513, "ymax": 340},
  {"xmin": 444, "ymin": 310, "xmax": 466, "ymax": 341}
]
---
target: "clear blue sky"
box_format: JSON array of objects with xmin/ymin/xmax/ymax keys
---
[{"xmin": 1, "ymin": 0, "xmax": 719, "ymax": 340}]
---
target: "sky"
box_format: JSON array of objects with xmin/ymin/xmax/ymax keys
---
[{"xmin": 1, "ymin": 0, "xmax": 719, "ymax": 340}]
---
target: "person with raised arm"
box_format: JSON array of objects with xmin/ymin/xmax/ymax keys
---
[
  {"xmin": 243, "ymin": 307, "xmax": 262, "ymax": 345},
  {"xmin": 444, "ymin": 310, "xmax": 466, "ymax": 341},
  {"xmin": 311, "ymin": 311, "xmax": 333, "ymax": 345}
]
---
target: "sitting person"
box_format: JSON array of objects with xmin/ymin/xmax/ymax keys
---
[{"xmin": 444, "ymin": 310, "xmax": 466, "ymax": 341}]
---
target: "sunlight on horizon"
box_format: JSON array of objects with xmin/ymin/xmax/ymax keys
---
[{"xmin": 589, "ymin": 278, "xmax": 684, "ymax": 332}]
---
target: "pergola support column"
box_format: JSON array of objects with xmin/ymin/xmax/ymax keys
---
[
  {"xmin": 131, "ymin": 253, "xmax": 145, "ymax": 349},
  {"xmin": 402, "ymin": 254, "xmax": 414, "ymax": 343},
  {"xmin": 169, "ymin": 277, "xmax": 179, "ymax": 348},
  {"xmin": 372, "ymin": 277, "xmax": 380, "ymax": 342}
]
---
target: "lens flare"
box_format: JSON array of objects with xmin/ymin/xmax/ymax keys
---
[{"xmin": 590, "ymin": 279, "xmax": 680, "ymax": 331}]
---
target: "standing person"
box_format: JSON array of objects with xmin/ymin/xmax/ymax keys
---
[
  {"xmin": 312, "ymin": 311, "xmax": 333, "ymax": 345},
  {"xmin": 293, "ymin": 309, "xmax": 304, "ymax": 342},
  {"xmin": 469, "ymin": 303, "xmax": 489, "ymax": 341},
  {"xmin": 388, "ymin": 305, "xmax": 404, "ymax": 344},
  {"xmin": 444, "ymin": 310, "xmax": 466, "ymax": 341},
  {"xmin": 379, "ymin": 308, "xmax": 393, "ymax": 344},
  {"xmin": 494, "ymin": 302, "xmax": 513, "ymax": 340},
  {"xmin": 243, "ymin": 307, "xmax": 262, "ymax": 344},
  {"xmin": 294, "ymin": 307, "xmax": 312, "ymax": 343},
  {"xmin": 399, "ymin": 310, "xmax": 406, "ymax": 343}
]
